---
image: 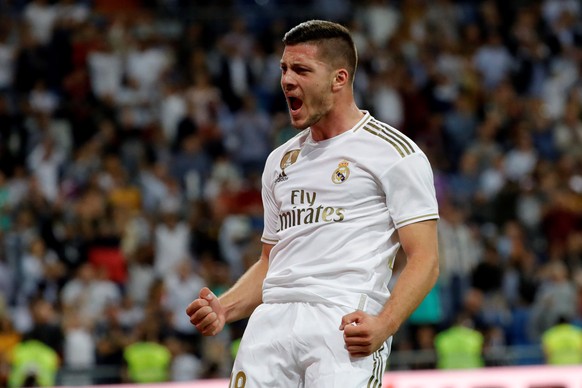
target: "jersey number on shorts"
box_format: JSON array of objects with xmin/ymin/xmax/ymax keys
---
[{"xmin": 229, "ymin": 371, "xmax": 246, "ymax": 388}]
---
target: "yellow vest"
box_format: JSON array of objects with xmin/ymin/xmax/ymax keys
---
[
  {"xmin": 542, "ymin": 323, "xmax": 582, "ymax": 365},
  {"xmin": 435, "ymin": 326, "xmax": 484, "ymax": 369},
  {"xmin": 124, "ymin": 342, "xmax": 171, "ymax": 383},
  {"xmin": 8, "ymin": 340, "xmax": 59, "ymax": 387}
]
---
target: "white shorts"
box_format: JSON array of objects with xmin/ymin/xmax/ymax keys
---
[{"xmin": 229, "ymin": 302, "xmax": 392, "ymax": 388}]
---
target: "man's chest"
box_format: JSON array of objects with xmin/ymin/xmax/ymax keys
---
[{"xmin": 271, "ymin": 148, "xmax": 379, "ymax": 212}]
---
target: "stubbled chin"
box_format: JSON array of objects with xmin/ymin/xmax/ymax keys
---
[
  {"xmin": 288, "ymin": 112, "xmax": 305, "ymax": 129},
  {"xmin": 289, "ymin": 106, "xmax": 315, "ymax": 129},
  {"xmin": 290, "ymin": 117, "xmax": 309, "ymax": 130}
]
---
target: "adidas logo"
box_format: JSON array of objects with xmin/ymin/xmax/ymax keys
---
[{"xmin": 275, "ymin": 170, "xmax": 288, "ymax": 183}]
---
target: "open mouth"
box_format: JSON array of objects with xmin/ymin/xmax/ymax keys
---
[{"xmin": 288, "ymin": 97, "xmax": 303, "ymax": 112}]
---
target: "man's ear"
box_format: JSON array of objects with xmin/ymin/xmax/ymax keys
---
[{"xmin": 332, "ymin": 69, "xmax": 349, "ymax": 91}]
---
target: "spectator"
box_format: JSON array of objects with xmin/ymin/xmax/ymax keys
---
[
  {"xmin": 471, "ymin": 243, "xmax": 504, "ymax": 294},
  {"xmin": 61, "ymin": 308, "xmax": 95, "ymax": 386},
  {"xmin": 472, "ymin": 30, "xmax": 514, "ymax": 91},
  {"xmin": 0, "ymin": 29, "xmax": 16, "ymax": 92},
  {"xmin": 123, "ymin": 339, "xmax": 171, "ymax": 383},
  {"xmin": 122, "ymin": 316, "xmax": 172, "ymax": 384},
  {"xmin": 124, "ymin": 33, "xmax": 171, "ymax": 98},
  {"xmin": 214, "ymin": 35, "xmax": 255, "ymax": 112},
  {"xmin": 28, "ymin": 80, "xmax": 59, "ymax": 116},
  {"xmin": 225, "ymin": 93, "xmax": 273, "ymax": 176},
  {"xmin": 444, "ymin": 94, "xmax": 479, "ymax": 169},
  {"xmin": 24, "ymin": 298, "xmax": 63, "ymax": 356},
  {"xmin": 185, "ymin": 69, "xmax": 223, "ymax": 135},
  {"xmin": 163, "ymin": 259, "xmax": 206, "ymax": 341},
  {"xmin": 438, "ymin": 201, "xmax": 481, "ymax": 323},
  {"xmin": 87, "ymin": 38, "xmax": 123, "ymax": 101},
  {"xmin": 26, "ymin": 135, "xmax": 66, "ymax": 203},
  {"xmin": 356, "ymin": 0, "xmax": 400, "ymax": 49},
  {"xmin": 153, "ymin": 201, "xmax": 191, "ymax": 278},
  {"xmin": 8, "ymin": 339, "xmax": 59, "ymax": 388},
  {"xmin": 541, "ymin": 315, "xmax": 582, "ymax": 365},
  {"xmin": 60, "ymin": 262, "xmax": 122, "ymax": 322},
  {"xmin": 553, "ymin": 100, "xmax": 582, "ymax": 161},
  {"xmin": 447, "ymin": 151, "xmax": 481, "ymax": 211},
  {"xmin": 503, "ymin": 126, "xmax": 538, "ymax": 183},
  {"xmin": 165, "ymin": 335, "xmax": 204, "ymax": 382},
  {"xmin": 370, "ymin": 66, "xmax": 404, "ymax": 128},
  {"xmin": 0, "ymin": 307, "xmax": 21, "ymax": 386},
  {"xmin": 93, "ymin": 302, "xmax": 130, "ymax": 385},
  {"xmin": 23, "ymin": 0, "xmax": 57, "ymax": 47},
  {"xmin": 170, "ymin": 133, "xmax": 212, "ymax": 198},
  {"xmin": 20, "ymin": 236, "xmax": 64, "ymax": 305},
  {"xmin": 159, "ymin": 81, "xmax": 187, "ymax": 148},
  {"xmin": 434, "ymin": 312, "xmax": 484, "ymax": 369},
  {"xmin": 529, "ymin": 261, "xmax": 577, "ymax": 340}
]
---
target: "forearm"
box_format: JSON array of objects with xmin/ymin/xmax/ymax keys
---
[
  {"xmin": 378, "ymin": 253, "xmax": 439, "ymax": 335},
  {"xmin": 219, "ymin": 254, "xmax": 269, "ymax": 323},
  {"xmin": 339, "ymin": 226, "xmax": 439, "ymax": 358},
  {"xmin": 378, "ymin": 220, "xmax": 439, "ymax": 337}
]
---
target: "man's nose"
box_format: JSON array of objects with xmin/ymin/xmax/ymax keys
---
[{"xmin": 281, "ymin": 73, "xmax": 295, "ymax": 90}]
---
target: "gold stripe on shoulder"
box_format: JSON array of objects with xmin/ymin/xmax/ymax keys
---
[
  {"xmin": 372, "ymin": 119, "xmax": 415, "ymax": 155},
  {"xmin": 368, "ymin": 121, "xmax": 413, "ymax": 155},
  {"xmin": 364, "ymin": 125, "xmax": 405, "ymax": 158}
]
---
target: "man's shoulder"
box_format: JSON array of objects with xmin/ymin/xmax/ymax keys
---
[
  {"xmin": 357, "ymin": 117, "xmax": 420, "ymax": 158},
  {"xmin": 351, "ymin": 117, "xmax": 428, "ymax": 177}
]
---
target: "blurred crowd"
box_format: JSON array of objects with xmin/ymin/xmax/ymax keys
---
[{"xmin": 0, "ymin": 0, "xmax": 582, "ymax": 384}]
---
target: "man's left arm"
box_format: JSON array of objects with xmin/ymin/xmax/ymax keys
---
[{"xmin": 340, "ymin": 219, "xmax": 439, "ymax": 357}]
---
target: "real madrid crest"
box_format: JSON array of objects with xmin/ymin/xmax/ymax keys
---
[
  {"xmin": 280, "ymin": 149, "xmax": 300, "ymax": 170},
  {"xmin": 332, "ymin": 160, "xmax": 350, "ymax": 184}
]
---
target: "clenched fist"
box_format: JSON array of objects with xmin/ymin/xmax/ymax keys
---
[
  {"xmin": 186, "ymin": 287, "xmax": 226, "ymax": 336},
  {"xmin": 339, "ymin": 310, "xmax": 391, "ymax": 357}
]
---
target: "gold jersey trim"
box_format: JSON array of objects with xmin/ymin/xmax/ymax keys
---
[
  {"xmin": 363, "ymin": 125, "xmax": 405, "ymax": 158},
  {"xmin": 366, "ymin": 121, "xmax": 414, "ymax": 157},
  {"xmin": 371, "ymin": 119, "xmax": 415, "ymax": 155},
  {"xmin": 367, "ymin": 345, "xmax": 385, "ymax": 388}
]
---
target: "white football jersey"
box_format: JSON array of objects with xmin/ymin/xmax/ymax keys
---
[{"xmin": 261, "ymin": 111, "xmax": 439, "ymax": 314}]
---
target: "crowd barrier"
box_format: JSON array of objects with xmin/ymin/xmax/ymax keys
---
[{"xmin": 66, "ymin": 365, "xmax": 582, "ymax": 388}]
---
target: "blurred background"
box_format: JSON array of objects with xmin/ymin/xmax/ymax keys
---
[{"xmin": 0, "ymin": 0, "xmax": 581, "ymax": 385}]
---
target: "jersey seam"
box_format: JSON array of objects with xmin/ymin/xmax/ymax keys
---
[{"xmin": 377, "ymin": 152, "xmax": 426, "ymax": 180}]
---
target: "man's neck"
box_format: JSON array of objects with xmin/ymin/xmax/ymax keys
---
[{"xmin": 310, "ymin": 103, "xmax": 364, "ymax": 141}]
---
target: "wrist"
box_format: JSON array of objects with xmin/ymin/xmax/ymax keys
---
[
  {"xmin": 218, "ymin": 296, "xmax": 235, "ymax": 324},
  {"xmin": 378, "ymin": 310, "xmax": 400, "ymax": 339}
]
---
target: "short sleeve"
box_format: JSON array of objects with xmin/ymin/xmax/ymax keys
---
[{"xmin": 382, "ymin": 153, "xmax": 439, "ymax": 228}]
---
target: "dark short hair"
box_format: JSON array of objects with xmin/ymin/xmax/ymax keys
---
[{"xmin": 283, "ymin": 20, "xmax": 357, "ymax": 82}]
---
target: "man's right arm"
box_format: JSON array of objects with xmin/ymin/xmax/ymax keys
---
[{"xmin": 186, "ymin": 243, "xmax": 273, "ymax": 336}]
